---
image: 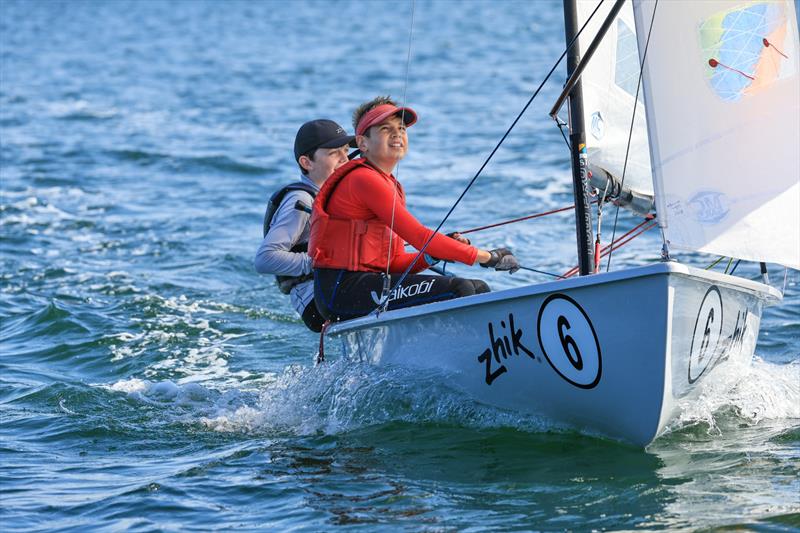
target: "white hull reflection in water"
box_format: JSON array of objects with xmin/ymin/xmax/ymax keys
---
[{"xmin": 325, "ymin": 263, "xmax": 781, "ymax": 446}]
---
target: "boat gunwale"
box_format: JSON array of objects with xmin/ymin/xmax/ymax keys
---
[{"xmin": 326, "ymin": 261, "xmax": 782, "ymax": 336}]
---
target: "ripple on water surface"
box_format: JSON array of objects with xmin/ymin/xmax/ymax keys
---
[{"xmin": 1, "ymin": 0, "xmax": 799, "ymax": 530}]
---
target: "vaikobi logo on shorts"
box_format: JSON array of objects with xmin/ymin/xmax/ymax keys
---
[
  {"xmin": 370, "ymin": 279, "xmax": 436, "ymax": 305},
  {"xmin": 536, "ymin": 293, "xmax": 602, "ymax": 389}
]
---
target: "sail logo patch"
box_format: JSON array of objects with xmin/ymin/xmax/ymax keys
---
[
  {"xmin": 688, "ymin": 286, "xmax": 724, "ymax": 383},
  {"xmin": 688, "ymin": 190, "xmax": 730, "ymax": 224},
  {"xmin": 536, "ymin": 294, "xmax": 602, "ymax": 389}
]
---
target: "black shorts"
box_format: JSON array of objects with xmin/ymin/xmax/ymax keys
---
[
  {"xmin": 314, "ymin": 268, "xmax": 490, "ymax": 322},
  {"xmin": 301, "ymin": 300, "xmax": 326, "ymax": 333}
]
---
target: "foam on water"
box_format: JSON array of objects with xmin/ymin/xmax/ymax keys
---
[
  {"xmin": 102, "ymin": 347, "xmax": 800, "ymax": 448},
  {"xmin": 666, "ymin": 357, "xmax": 800, "ymax": 437},
  {"xmin": 46, "ymin": 99, "xmax": 120, "ymax": 120},
  {"xmin": 104, "ymin": 358, "xmax": 560, "ymax": 440}
]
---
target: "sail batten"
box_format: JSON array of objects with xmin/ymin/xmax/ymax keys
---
[{"xmin": 632, "ymin": 0, "xmax": 800, "ymax": 269}]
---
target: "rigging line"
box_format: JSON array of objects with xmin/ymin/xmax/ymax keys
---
[
  {"xmin": 728, "ymin": 259, "xmax": 741, "ymax": 276},
  {"xmin": 601, "ymin": 218, "xmax": 655, "ymax": 250},
  {"xmin": 598, "ymin": 221, "xmax": 656, "ymax": 256},
  {"xmin": 518, "ymin": 265, "xmax": 566, "ymax": 279},
  {"xmin": 399, "ymin": 0, "xmax": 416, "ymax": 112},
  {"xmin": 562, "ymin": 220, "xmax": 657, "ymax": 277},
  {"xmin": 603, "ymin": 215, "xmax": 655, "ymax": 246},
  {"xmin": 556, "ymin": 118, "xmax": 571, "ymax": 149},
  {"xmin": 606, "ymin": 0, "xmax": 658, "ymax": 272},
  {"xmin": 371, "ymin": 0, "xmax": 609, "ymax": 315},
  {"xmin": 594, "ymin": 178, "xmax": 612, "ymax": 272},
  {"xmin": 596, "ymin": 220, "xmax": 656, "ymax": 258},
  {"xmin": 459, "ymin": 203, "xmax": 580, "ymax": 235},
  {"xmin": 380, "ymin": 0, "xmax": 417, "ymax": 310},
  {"xmin": 705, "ymin": 256, "xmax": 725, "ymax": 270},
  {"xmin": 724, "ymin": 256, "xmax": 734, "ymax": 274},
  {"xmin": 316, "ymin": 320, "xmax": 331, "ymax": 364},
  {"xmin": 562, "ymin": 217, "xmax": 655, "ymax": 277},
  {"xmin": 781, "ymin": 267, "xmax": 788, "ymax": 296}
]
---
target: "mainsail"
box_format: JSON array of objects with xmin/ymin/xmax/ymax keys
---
[
  {"xmin": 576, "ymin": 0, "xmax": 654, "ymax": 214},
  {"xmin": 632, "ymin": 0, "xmax": 800, "ymax": 269}
]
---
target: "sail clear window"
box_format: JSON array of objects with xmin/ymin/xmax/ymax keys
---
[{"xmin": 615, "ymin": 19, "xmax": 643, "ymax": 101}]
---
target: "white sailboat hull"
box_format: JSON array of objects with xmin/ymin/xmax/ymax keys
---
[{"xmin": 325, "ymin": 263, "xmax": 781, "ymax": 446}]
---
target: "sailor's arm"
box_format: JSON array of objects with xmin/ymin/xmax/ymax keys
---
[
  {"xmin": 353, "ymin": 175, "xmax": 510, "ymax": 270},
  {"xmin": 475, "ymin": 249, "xmax": 492, "ymax": 264},
  {"xmin": 254, "ymin": 192, "xmax": 312, "ymax": 276},
  {"xmin": 352, "ymin": 173, "xmax": 479, "ymax": 265}
]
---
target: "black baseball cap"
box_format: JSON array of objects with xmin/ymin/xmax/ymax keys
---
[{"xmin": 294, "ymin": 119, "xmax": 356, "ymax": 162}]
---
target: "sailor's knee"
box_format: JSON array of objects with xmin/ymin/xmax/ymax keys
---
[
  {"xmin": 471, "ymin": 279, "xmax": 490, "ymax": 294},
  {"xmin": 451, "ymin": 277, "xmax": 490, "ymax": 297}
]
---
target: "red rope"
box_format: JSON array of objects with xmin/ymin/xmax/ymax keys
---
[
  {"xmin": 562, "ymin": 218, "xmax": 657, "ymax": 278},
  {"xmin": 459, "ymin": 203, "xmax": 577, "ymax": 235},
  {"xmin": 317, "ymin": 320, "xmax": 331, "ymax": 364},
  {"xmin": 599, "ymin": 220, "xmax": 657, "ymax": 258},
  {"xmin": 425, "ymin": 200, "xmax": 655, "ymax": 281},
  {"xmin": 593, "ymin": 239, "xmax": 601, "ymax": 273}
]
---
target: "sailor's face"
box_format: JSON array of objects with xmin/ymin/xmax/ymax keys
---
[
  {"xmin": 306, "ymin": 145, "xmax": 349, "ymax": 184},
  {"xmin": 359, "ymin": 115, "xmax": 408, "ymax": 170}
]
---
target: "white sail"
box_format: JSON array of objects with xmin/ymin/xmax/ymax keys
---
[
  {"xmin": 577, "ymin": 0, "xmax": 653, "ymax": 200},
  {"xmin": 633, "ymin": 0, "xmax": 800, "ymax": 269}
]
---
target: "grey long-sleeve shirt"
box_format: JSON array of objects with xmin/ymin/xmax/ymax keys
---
[{"xmin": 254, "ymin": 174, "xmax": 319, "ymax": 315}]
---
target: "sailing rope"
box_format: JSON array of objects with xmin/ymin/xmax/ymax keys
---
[
  {"xmin": 563, "ymin": 216, "xmax": 657, "ymax": 278},
  {"xmin": 518, "ymin": 266, "xmax": 565, "ymax": 279},
  {"xmin": 459, "ymin": 203, "xmax": 582, "ymax": 235},
  {"xmin": 556, "ymin": 116, "xmax": 571, "ymax": 150},
  {"xmin": 380, "ymin": 0, "xmax": 418, "ymax": 312},
  {"xmin": 705, "ymin": 255, "xmax": 726, "ymax": 270},
  {"xmin": 316, "ymin": 320, "xmax": 331, "ymax": 365},
  {"xmin": 429, "ymin": 203, "xmax": 585, "ymax": 279},
  {"xmin": 723, "ymin": 257, "xmax": 734, "ymax": 273},
  {"xmin": 702, "ymin": 256, "xmax": 745, "ymax": 276},
  {"xmin": 594, "ymin": 179, "xmax": 611, "ymax": 272},
  {"xmin": 606, "ymin": 0, "xmax": 659, "ymax": 272},
  {"xmin": 781, "ymin": 267, "xmax": 788, "ymax": 295},
  {"xmin": 372, "ymin": 0, "xmax": 609, "ymax": 315}
]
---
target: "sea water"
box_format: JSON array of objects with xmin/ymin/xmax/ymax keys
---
[{"xmin": 1, "ymin": 1, "xmax": 798, "ymax": 530}]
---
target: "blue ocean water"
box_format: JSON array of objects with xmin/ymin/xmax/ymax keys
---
[{"xmin": 1, "ymin": 0, "xmax": 798, "ymax": 530}]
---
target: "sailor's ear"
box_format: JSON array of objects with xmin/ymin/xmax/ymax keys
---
[
  {"xmin": 356, "ymin": 135, "xmax": 368, "ymax": 153},
  {"xmin": 298, "ymin": 154, "xmax": 312, "ymax": 172}
]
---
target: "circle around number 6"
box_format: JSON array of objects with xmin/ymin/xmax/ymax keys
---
[{"xmin": 537, "ymin": 293, "xmax": 602, "ymax": 389}]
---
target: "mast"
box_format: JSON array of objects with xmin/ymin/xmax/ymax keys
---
[{"xmin": 563, "ymin": 0, "xmax": 594, "ymax": 276}]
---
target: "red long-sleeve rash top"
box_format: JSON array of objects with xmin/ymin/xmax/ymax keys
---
[{"xmin": 326, "ymin": 164, "xmax": 479, "ymax": 274}]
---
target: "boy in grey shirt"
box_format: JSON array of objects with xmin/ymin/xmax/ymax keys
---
[{"xmin": 255, "ymin": 119, "xmax": 355, "ymax": 331}]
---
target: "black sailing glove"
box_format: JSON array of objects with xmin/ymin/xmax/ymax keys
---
[
  {"xmin": 494, "ymin": 254, "xmax": 520, "ymax": 273},
  {"xmin": 480, "ymin": 247, "xmax": 520, "ymax": 274}
]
